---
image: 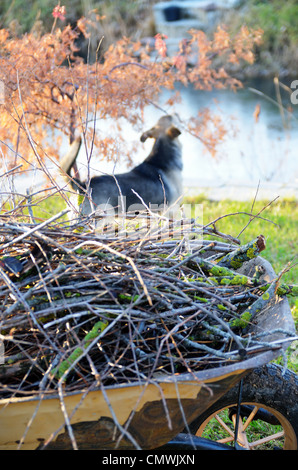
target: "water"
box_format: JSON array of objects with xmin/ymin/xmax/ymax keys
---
[{"xmin": 5, "ymin": 79, "xmax": 298, "ymax": 201}]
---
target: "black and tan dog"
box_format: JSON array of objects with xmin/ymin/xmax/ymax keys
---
[{"xmin": 60, "ymin": 115, "xmax": 183, "ymax": 218}]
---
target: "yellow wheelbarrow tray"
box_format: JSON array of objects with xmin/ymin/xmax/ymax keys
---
[{"xmin": 0, "ymin": 257, "xmax": 295, "ymax": 450}]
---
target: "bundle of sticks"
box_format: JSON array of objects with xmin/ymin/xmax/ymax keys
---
[{"xmin": 0, "ymin": 210, "xmax": 296, "ymax": 398}]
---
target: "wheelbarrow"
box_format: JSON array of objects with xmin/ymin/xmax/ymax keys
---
[{"xmin": 0, "ymin": 256, "xmax": 297, "ymax": 450}]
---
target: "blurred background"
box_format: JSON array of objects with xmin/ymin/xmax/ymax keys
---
[{"xmin": 0, "ymin": 0, "xmax": 298, "ymax": 199}]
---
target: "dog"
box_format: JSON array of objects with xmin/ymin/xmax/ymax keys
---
[{"xmin": 60, "ymin": 115, "xmax": 183, "ymax": 219}]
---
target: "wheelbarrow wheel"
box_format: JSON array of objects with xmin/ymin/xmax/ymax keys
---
[{"xmin": 187, "ymin": 364, "xmax": 298, "ymax": 450}]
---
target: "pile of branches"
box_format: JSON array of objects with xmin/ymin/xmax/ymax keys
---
[{"xmin": 0, "ymin": 210, "xmax": 297, "ymax": 399}]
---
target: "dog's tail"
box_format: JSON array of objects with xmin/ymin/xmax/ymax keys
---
[{"xmin": 60, "ymin": 136, "xmax": 82, "ymax": 188}]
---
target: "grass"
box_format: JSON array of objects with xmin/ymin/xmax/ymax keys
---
[{"xmin": 200, "ymin": 408, "xmax": 284, "ymax": 450}]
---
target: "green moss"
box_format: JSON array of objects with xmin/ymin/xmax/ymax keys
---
[
  {"xmin": 230, "ymin": 259, "xmax": 242, "ymax": 269},
  {"xmin": 235, "ymin": 275, "xmax": 249, "ymax": 285},
  {"xmin": 276, "ymin": 284, "xmax": 289, "ymax": 296},
  {"xmin": 84, "ymin": 321, "xmax": 108, "ymax": 346},
  {"xmin": 247, "ymin": 245, "xmax": 257, "ymax": 259},
  {"xmin": 193, "ymin": 295, "xmax": 209, "ymax": 303},
  {"xmin": 217, "ymin": 304, "xmax": 227, "ymax": 311},
  {"xmin": 208, "ymin": 277, "xmax": 219, "ymax": 285},
  {"xmin": 118, "ymin": 293, "xmax": 139, "ymax": 303},
  {"xmin": 119, "ymin": 294, "xmax": 130, "ymax": 301},
  {"xmin": 230, "ymin": 311, "xmax": 252, "ymax": 328},
  {"xmin": 54, "ymin": 347, "xmax": 84, "ymax": 379},
  {"xmin": 77, "ymin": 194, "xmax": 84, "ymax": 206},
  {"xmin": 53, "ymin": 320, "xmax": 108, "ymax": 380},
  {"xmin": 209, "ymin": 265, "xmax": 232, "ymax": 277},
  {"xmin": 262, "ymin": 291, "xmax": 270, "ymax": 301}
]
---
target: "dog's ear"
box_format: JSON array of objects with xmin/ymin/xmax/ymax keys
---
[
  {"xmin": 166, "ymin": 126, "xmax": 181, "ymax": 139},
  {"xmin": 140, "ymin": 131, "xmax": 149, "ymax": 143}
]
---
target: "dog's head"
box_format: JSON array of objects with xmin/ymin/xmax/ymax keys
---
[{"xmin": 140, "ymin": 114, "xmax": 181, "ymax": 143}]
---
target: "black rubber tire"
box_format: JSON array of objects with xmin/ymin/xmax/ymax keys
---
[{"xmin": 188, "ymin": 363, "xmax": 298, "ymax": 450}]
